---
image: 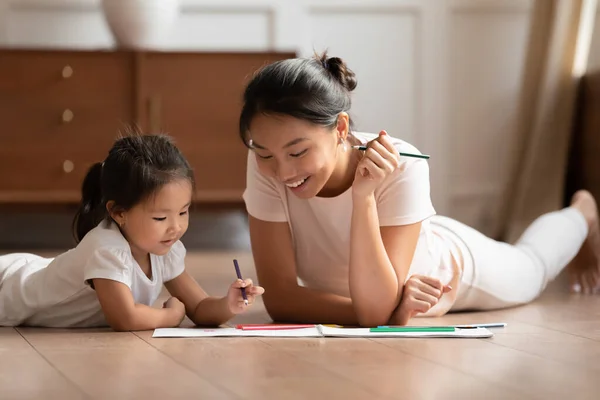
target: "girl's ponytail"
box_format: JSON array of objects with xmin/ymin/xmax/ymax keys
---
[{"xmin": 72, "ymin": 162, "xmax": 105, "ymax": 243}]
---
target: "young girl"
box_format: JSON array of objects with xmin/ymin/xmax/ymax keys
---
[
  {"xmin": 0, "ymin": 134, "xmax": 264, "ymax": 330},
  {"xmin": 239, "ymin": 52, "xmax": 600, "ymax": 327}
]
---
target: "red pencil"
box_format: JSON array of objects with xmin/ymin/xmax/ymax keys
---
[{"xmin": 236, "ymin": 324, "xmax": 315, "ymax": 331}]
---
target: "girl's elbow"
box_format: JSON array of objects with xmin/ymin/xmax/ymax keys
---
[
  {"xmin": 108, "ymin": 319, "xmax": 133, "ymax": 332},
  {"xmin": 105, "ymin": 311, "xmax": 141, "ymax": 331}
]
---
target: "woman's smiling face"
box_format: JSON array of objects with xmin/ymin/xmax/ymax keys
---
[{"xmin": 248, "ymin": 113, "xmax": 345, "ymax": 199}]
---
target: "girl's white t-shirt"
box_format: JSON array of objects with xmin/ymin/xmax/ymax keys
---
[
  {"xmin": 243, "ymin": 131, "xmax": 465, "ymax": 315},
  {"xmin": 0, "ymin": 220, "xmax": 186, "ymax": 327}
]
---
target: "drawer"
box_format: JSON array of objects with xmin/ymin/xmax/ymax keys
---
[
  {"xmin": 0, "ymin": 147, "xmax": 108, "ymax": 202},
  {"xmin": 173, "ymin": 137, "xmax": 249, "ymax": 192},
  {"xmin": 0, "ymin": 100, "xmax": 134, "ymax": 146},
  {"xmin": 0, "ymin": 50, "xmax": 133, "ymax": 107}
]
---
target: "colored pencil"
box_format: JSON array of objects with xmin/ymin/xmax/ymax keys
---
[
  {"xmin": 233, "ymin": 259, "xmax": 248, "ymax": 306},
  {"xmin": 351, "ymin": 145, "xmax": 430, "ymax": 159},
  {"xmin": 235, "ymin": 324, "xmax": 315, "ymax": 331},
  {"xmin": 371, "ymin": 326, "xmax": 456, "ymax": 333}
]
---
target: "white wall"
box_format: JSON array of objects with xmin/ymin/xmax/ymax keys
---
[{"xmin": 1, "ymin": 0, "xmax": 598, "ymax": 233}]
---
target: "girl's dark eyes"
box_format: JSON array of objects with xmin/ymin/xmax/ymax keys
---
[
  {"xmin": 256, "ymin": 154, "xmax": 273, "ymax": 160},
  {"xmin": 153, "ymin": 211, "xmax": 187, "ymax": 221}
]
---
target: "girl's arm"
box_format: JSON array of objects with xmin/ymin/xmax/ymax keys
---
[
  {"xmin": 93, "ymin": 278, "xmax": 184, "ymax": 331},
  {"xmin": 165, "ymin": 270, "xmax": 263, "ymax": 326},
  {"xmin": 349, "ymin": 195, "xmax": 422, "ymax": 327},
  {"xmin": 248, "ymin": 216, "xmax": 359, "ymax": 325},
  {"xmin": 163, "ymin": 271, "xmax": 233, "ymax": 326}
]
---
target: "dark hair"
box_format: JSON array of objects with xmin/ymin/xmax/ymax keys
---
[
  {"xmin": 72, "ymin": 133, "xmax": 195, "ymax": 243},
  {"xmin": 239, "ymin": 52, "xmax": 357, "ymax": 145}
]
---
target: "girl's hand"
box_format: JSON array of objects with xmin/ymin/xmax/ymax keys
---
[
  {"xmin": 163, "ymin": 296, "xmax": 186, "ymax": 325},
  {"xmin": 390, "ymin": 275, "xmax": 452, "ymax": 326},
  {"xmin": 352, "ymin": 130, "xmax": 400, "ymax": 199},
  {"xmin": 227, "ymin": 278, "xmax": 265, "ymax": 314}
]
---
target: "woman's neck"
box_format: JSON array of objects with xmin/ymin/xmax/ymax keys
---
[{"xmin": 317, "ymin": 134, "xmax": 361, "ymax": 198}]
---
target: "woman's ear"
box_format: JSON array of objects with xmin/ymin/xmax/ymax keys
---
[
  {"xmin": 335, "ymin": 112, "xmax": 350, "ymax": 141},
  {"xmin": 106, "ymin": 201, "xmax": 126, "ymax": 227}
]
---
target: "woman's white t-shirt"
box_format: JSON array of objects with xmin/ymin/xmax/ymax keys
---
[
  {"xmin": 243, "ymin": 131, "xmax": 466, "ymax": 315},
  {"xmin": 0, "ymin": 220, "xmax": 186, "ymax": 327}
]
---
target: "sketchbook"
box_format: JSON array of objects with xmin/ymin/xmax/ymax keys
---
[{"xmin": 152, "ymin": 325, "xmax": 494, "ymax": 339}]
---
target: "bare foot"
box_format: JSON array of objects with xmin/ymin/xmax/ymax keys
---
[{"xmin": 568, "ymin": 190, "xmax": 600, "ymax": 294}]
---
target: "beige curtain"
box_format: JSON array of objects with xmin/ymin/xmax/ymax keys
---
[{"xmin": 497, "ymin": 0, "xmax": 598, "ymax": 243}]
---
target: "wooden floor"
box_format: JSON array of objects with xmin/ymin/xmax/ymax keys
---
[{"xmin": 2, "ymin": 251, "xmax": 600, "ymax": 400}]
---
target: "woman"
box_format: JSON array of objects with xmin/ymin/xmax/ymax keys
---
[{"xmin": 238, "ymin": 52, "xmax": 600, "ymax": 327}]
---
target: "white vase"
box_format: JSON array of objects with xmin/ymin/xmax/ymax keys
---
[{"xmin": 101, "ymin": 0, "xmax": 180, "ymax": 50}]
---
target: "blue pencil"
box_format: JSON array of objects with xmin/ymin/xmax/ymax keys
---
[{"xmin": 233, "ymin": 259, "xmax": 249, "ymax": 306}]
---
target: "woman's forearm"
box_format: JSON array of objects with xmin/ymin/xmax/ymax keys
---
[
  {"xmin": 349, "ymin": 194, "xmax": 400, "ymax": 326},
  {"xmin": 264, "ymin": 285, "xmax": 358, "ymax": 325}
]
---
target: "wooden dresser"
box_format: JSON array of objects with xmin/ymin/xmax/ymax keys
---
[{"xmin": 0, "ymin": 49, "xmax": 294, "ymax": 206}]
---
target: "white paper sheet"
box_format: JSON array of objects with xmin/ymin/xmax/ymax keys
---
[
  {"xmin": 152, "ymin": 326, "xmax": 322, "ymax": 338},
  {"xmin": 152, "ymin": 325, "xmax": 494, "ymax": 338},
  {"xmin": 318, "ymin": 325, "xmax": 494, "ymax": 338}
]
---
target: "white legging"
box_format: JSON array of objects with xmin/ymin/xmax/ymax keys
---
[{"xmin": 436, "ymin": 207, "xmax": 588, "ymax": 311}]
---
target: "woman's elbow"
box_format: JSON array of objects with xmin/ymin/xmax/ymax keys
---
[
  {"xmin": 356, "ymin": 312, "xmax": 390, "ymax": 328},
  {"xmin": 355, "ymin": 301, "xmax": 396, "ymax": 327},
  {"xmin": 262, "ymin": 292, "xmax": 296, "ymax": 323},
  {"xmin": 263, "ymin": 300, "xmax": 287, "ymax": 323}
]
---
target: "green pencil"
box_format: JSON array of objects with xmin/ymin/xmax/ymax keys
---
[
  {"xmin": 370, "ymin": 326, "xmax": 455, "ymax": 333},
  {"xmin": 351, "ymin": 145, "xmax": 430, "ymax": 160}
]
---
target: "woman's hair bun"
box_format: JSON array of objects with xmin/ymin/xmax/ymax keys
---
[{"xmin": 317, "ymin": 52, "xmax": 357, "ymax": 92}]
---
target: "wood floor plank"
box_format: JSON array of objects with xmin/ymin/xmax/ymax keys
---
[
  {"xmin": 413, "ymin": 293, "xmax": 600, "ymax": 371},
  {"xmin": 486, "ymin": 294, "xmax": 600, "ymax": 341},
  {"xmin": 373, "ymin": 335, "xmax": 600, "ymax": 400},
  {"xmin": 18, "ymin": 328, "xmax": 236, "ymax": 399},
  {"xmin": 0, "ymin": 327, "xmax": 35, "ymax": 351},
  {"xmin": 542, "ymin": 320, "xmax": 600, "ymax": 341},
  {"xmin": 137, "ymin": 331, "xmax": 381, "ymax": 400},
  {"xmin": 0, "ymin": 328, "xmax": 88, "ymax": 399},
  {"xmin": 255, "ymin": 337, "xmax": 529, "ymax": 400},
  {"xmin": 484, "ymin": 321, "xmax": 600, "ymax": 371}
]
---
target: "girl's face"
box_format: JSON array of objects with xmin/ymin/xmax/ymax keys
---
[
  {"xmin": 248, "ymin": 113, "xmax": 350, "ymax": 199},
  {"xmin": 109, "ymin": 179, "xmax": 192, "ymax": 262}
]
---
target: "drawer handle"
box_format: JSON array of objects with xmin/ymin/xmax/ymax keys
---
[
  {"xmin": 62, "ymin": 109, "xmax": 74, "ymax": 123},
  {"xmin": 62, "ymin": 65, "xmax": 73, "ymax": 79},
  {"xmin": 63, "ymin": 160, "xmax": 74, "ymax": 173}
]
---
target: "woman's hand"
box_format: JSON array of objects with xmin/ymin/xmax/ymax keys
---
[
  {"xmin": 352, "ymin": 130, "xmax": 400, "ymax": 199},
  {"xmin": 389, "ymin": 275, "xmax": 452, "ymax": 326},
  {"xmin": 227, "ymin": 278, "xmax": 265, "ymax": 314}
]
